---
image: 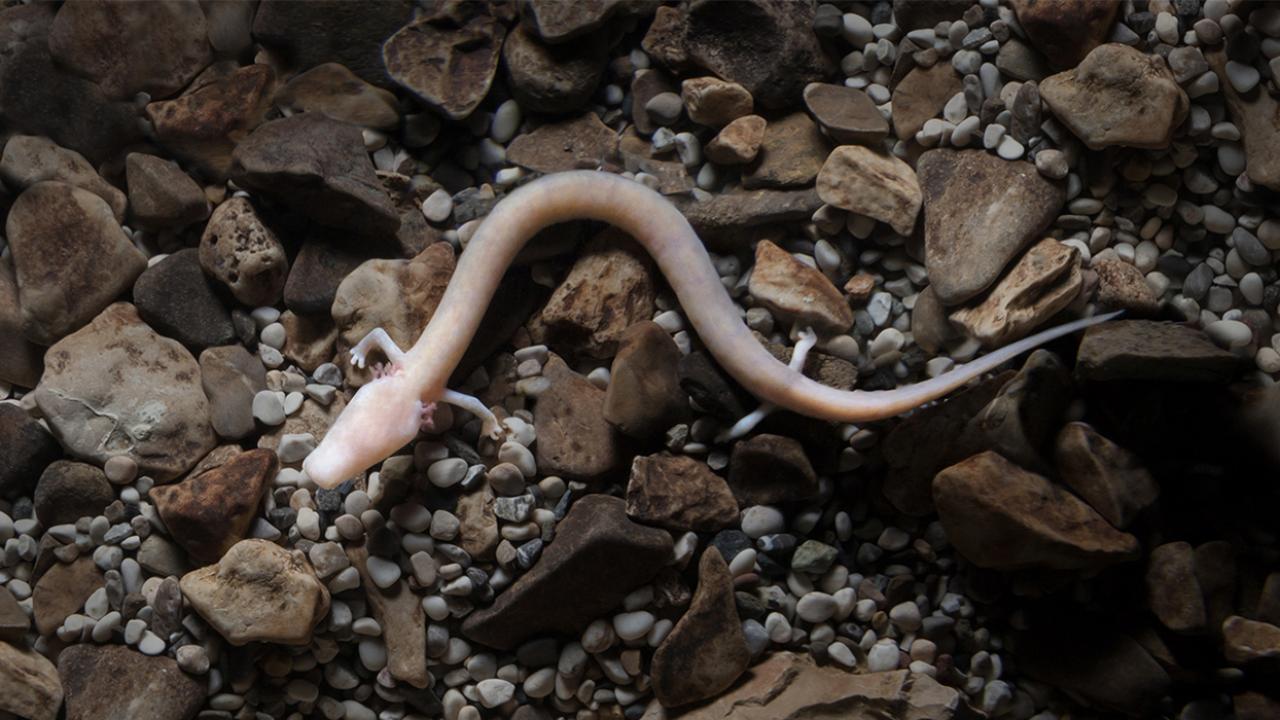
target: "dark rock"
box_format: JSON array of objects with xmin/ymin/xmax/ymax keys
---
[
  {"xmin": 1009, "ymin": 0, "xmax": 1119, "ymax": 70},
  {"xmin": 892, "ymin": 0, "xmax": 969, "ymax": 29},
  {"xmin": 382, "ymin": 7, "xmax": 506, "ymax": 121},
  {"xmin": 652, "ymin": 549, "xmax": 750, "ymax": 707},
  {"xmin": 0, "ymin": 261, "xmax": 45, "ymax": 388},
  {"xmin": 151, "ymin": 448, "xmax": 276, "ymax": 565},
  {"xmin": 125, "ymin": 153, "xmax": 209, "ymax": 230},
  {"xmin": 668, "ymin": 188, "xmax": 823, "ymax": 238},
  {"xmin": 0, "ymin": 586, "xmax": 29, "ymax": 643},
  {"xmin": 506, "ymin": 112, "xmax": 620, "ymax": 174},
  {"xmin": 134, "ymin": 249, "xmax": 236, "ymax": 352},
  {"xmin": 603, "ymin": 321, "xmax": 688, "ymax": 439},
  {"xmin": 1015, "ymin": 619, "xmax": 1170, "ymax": 716},
  {"xmin": 626, "ymin": 453, "xmax": 739, "ymax": 532},
  {"xmin": 679, "ymin": 351, "xmax": 750, "ymax": 421},
  {"xmin": 533, "ymin": 356, "xmax": 622, "ymax": 482},
  {"xmin": 957, "ymin": 349, "xmax": 1072, "ymax": 472},
  {"xmin": 630, "ymin": 68, "xmax": 678, "ymax": 135},
  {"xmin": 1054, "ymin": 422, "xmax": 1158, "ymax": 529},
  {"xmin": 274, "ymin": 62, "xmax": 401, "ymax": 130},
  {"xmin": 1076, "ymin": 320, "xmax": 1241, "ymax": 383},
  {"xmin": 521, "ymin": 0, "xmax": 649, "ymax": 44},
  {"xmin": 286, "ymin": 241, "xmax": 371, "ymax": 316},
  {"xmin": 33, "ymin": 461, "xmax": 114, "ymax": 528},
  {"xmin": 461, "ymin": 495, "xmax": 672, "ymax": 649},
  {"xmin": 802, "ymin": 82, "xmax": 889, "ymax": 146},
  {"xmin": 727, "ymin": 434, "xmax": 818, "ymax": 506},
  {"xmin": 1146, "ymin": 541, "xmax": 1206, "ymax": 634},
  {"xmin": 252, "ymin": 0, "xmax": 413, "ymax": 87},
  {"xmin": 231, "ymin": 112, "xmax": 401, "ymax": 239},
  {"xmin": 503, "ymin": 25, "xmax": 606, "ymax": 115},
  {"xmin": 58, "ymin": 643, "xmax": 205, "ymax": 720},
  {"xmin": 32, "ymin": 557, "xmax": 103, "ymax": 635},
  {"xmin": 0, "ymin": 404, "xmax": 61, "ymax": 500},
  {"xmin": 742, "ymin": 112, "xmax": 829, "ymax": 189}
]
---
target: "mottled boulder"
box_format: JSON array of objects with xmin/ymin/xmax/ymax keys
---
[
  {"xmin": 1093, "ymin": 256, "xmax": 1160, "ymax": 315},
  {"xmin": 382, "ymin": 9, "xmax": 506, "ymax": 121},
  {"xmin": 0, "ymin": 640, "xmax": 62, "ymax": 720},
  {"xmin": 917, "ymin": 149, "xmax": 1065, "ymax": 305},
  {"xmin": 152, "ymin": 449, "xmax": 276, "ymax": 565},
  {"xmin": 748, "ymin": 239, "xmax": 853, "ymax": 334},
  {"xmin": 58, "ymin": 644, "xmax": 205, "ymax": 720},
  {"xmin": 534, "ymin": 356, "xmax": 622, "ymax": 481},
  {"xmin": 231, "ymin": 113, "xmax": 401, "ymax": 239},
  {"xmin": 626, "ymin": 453, "xmax": 738, "ymax": 532},
  {"xmin": 125, "ymin": 153, "xmax": 209, "ymax": 230},
  {"xmin": 48, "ymin": 0, "xmax": 211, "ymax": 100},
  {"xmin": 134, "ymin": 249, "xmax": 236, "ymax": 352},
  {"xmin": 651, "ymin": 549, "xmax": 750, "ymax": 707},
  {"xmin": 462, "ymin": 496, "xmax": 671, "ymax": 649},
  {"xmin": 0, "ymin": 135, "xmax": 127, "ymax": 221},
  {"xmin": 7, "ymin": 181, "xmax": 148, "ymax": 345},
  {"xmin": 180, "ymin": 539, "xmax": 330, "ymax": 645},
  {"xmin": 933, "ymin": 451, "xmax": 1140, "ymax": 571},
  {"xmin": 949, "ymin": 239, "xmax": 1083, "ymax": 348},
  {"xmin": 604, "ymin": 321, "xmax": 688, "ymax": 439},
  {"xmin": 33, "ymin": 303, "xmax": 217, "ymax": 482}
]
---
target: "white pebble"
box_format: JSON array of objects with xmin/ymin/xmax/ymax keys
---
[
  {"xmin": 475, "ymin": 678, "xmax": 515, "ymax": 708},
  {"xmin": 796, "ymin": 592, "xmax": 838, "ymax": 623},
  {"xmin": 252, "ymin": 390, "xmax": 285, "ymax": 426},
  {"xmin": 366, "ymin": 555, "xmax": 401, "ymax": 589},
  {"xmin": 613, "ymin": 611, "xmax": 655, "ymax": 642},
  {"xmin": 867, "ymin": 639, "xmax": 900, "ymax": 671},
  {"xmin": 1206, "ymin": 319, "xmax": 1252, "ymax": 349},
  {"xmin": 422, "ymin": 189, "xmax": 453, "ymax": 223}
]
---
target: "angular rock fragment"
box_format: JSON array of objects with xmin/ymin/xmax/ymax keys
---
[
  {"xmin": 816, "ymin": 145, "xmax": 920, "ymax": 237},
  {"xmin": 949, "ymin": 239, "xmax": 1083, "ymax": 348},
  {"xmin": 626, "ymin": 453, "xmax": 738, "ymax": 532},
  {"xmin": 151, "ymin": 449, "xmax": 276, "ymax": 565}
]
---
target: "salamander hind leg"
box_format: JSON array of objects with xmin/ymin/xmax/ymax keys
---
[
  {"xmin": 350, "ymin": 327, "xmax": 407, "ymax": 370},
  {"xmin": 716, "ymin": 327, "xmax": 819, "ymax": 443},
  {"xmin": 440, "ymin": 389, "xmax": 504, "ymax": 440}
]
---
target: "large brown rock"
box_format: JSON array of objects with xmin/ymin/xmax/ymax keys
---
[
  {"xmin": 748, "ymin": 239, "xmax": 853, "ymax": 335},
  {"xmin": 502, "ymin": 24, "xmax": 606, "ymax": 115},
  {"xmin": 0, "ymin": 640, "xmax": 62, "ymax": 720},
  {"xmin": 817, "ymin": 145, "xmax": 920, "ymax": 237},
  {"xmin": 727, "ymin": 433, "xmax": 818, "ymax": 506},
  {"xmin": 1146, "ymin": 542, "xmax": 1207, "ymax": 634},
  {"xmin": 892, "ymin": 63, "xmax": 962, "ymax": 141},
  {"xmin": 145, "ymin": 62, "xmax": 276, "ymax": 179},
  {"xmin": 1041, "ymin": 44, "xmax": 1189, "ymax": 150},
  {"xmin": 651, "ymin": 549, "xmax": 750, "ymax": 707},
  {"xmin": 1207, "ymin": 48, "xmax": 1280, "ymax": 192},
  {"xmin": 949, "ymin": 238, "xmax": 1083, "ymax": 348},
  {"xmin": 1009, "ymin": 0, "xmax": 1118, "ymax": 70},
  {"xmin": 933, "ymin": 451, "xmax": 1140, "ymax": 572},
  {"xmin": 347, "ymin": 545, "xmax": 430, "ymax": 688},
  {"xmin": 506, "ymin": 112, "xmax": 620, "ymax": 174},
  {"xmin": 917, "ymin": 149, "xmax": 1066, "ymax": 305},
  {"xmin": 0, "ymin": 135, "xmax": 127, "ymax": 222},
  {"xmin": 1075, "ymin": 320, "xmax": 1240, "ymax": 383},
  {"xmin": 534, "ymin": 356, "xmax": 622, "ymax": 481},
  {"xmin": 58, "ymin": 644, "xmax": 205, "ymax": 720},
  {"xmin": 34, "ymin": 303, "xmax": 216, "ymax": 482},
  {"xmin": 7, "ymin": 181, "xmax": 148, "ymax": 345},
  {"xmin": 626, "ymin": 453, "xmax": 738, "ymax": 532},
  {"xmin": 48, "ymin": 0, "xmax": 211, "ymax": 101},
  {"xmin": 180, "ymin": 539, "xmax": 330, "ymax": 646},
  {"xmin": 125, "ymin": 153, "xmax": 209, "ymax": 230},
  {"xmin": 535, "ymin": 229, "xmax": 655, "ymax": 358},
  {"xmin": 462, "ymin": 495, "xmax": 672, "ymax": 649},
  {"xmin": 382, "ymin": 9, "xmax": 506, "ymax": 121},
  {"xmin": 151, "ymin": 449, "xmax": 276, "ymax": 565},
  {"xmin": 331, "ymin": 242, "xmax": 455, "ymax": 386},
  {"xmin": 604, "ymin": 321, "xmax": 688, "ymax": 439},
  {"xmin": 232, "ymin": 112, "xmax": 400, "ymax": 238},
  {"xmin": 1054, "ymin": 422, "xmax": 1158, "ymax": 529},
  {"xmin": 32, "ymin": 557, "xmax": 104, "ymax": 635},
  {"xmin": 1223, "ymin": 616, "xmax": 1280, "ymax": 664}
]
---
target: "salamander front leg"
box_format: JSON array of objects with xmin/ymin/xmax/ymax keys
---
[
  {"xmin": 716, "ymin": 327, "xmax": 819, "ymax": 442},
  {"xmin": 440, "ymin": 389, "xmax": 504, "ymax": 440},
  {"xmin": 350, "ymin": 327, "xmax": 407, "ymax": 369}
]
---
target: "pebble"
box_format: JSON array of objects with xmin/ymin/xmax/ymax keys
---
[
  {"xmin": 828, "ymin": 641, "xmax": 856, "ymax": 668},
  {"xmin": 104, "ymin": 456, "xmax": 138, "ymax": 485},
  {"xmin": 1224, "ymin": 60, "xmax": 1260, "ymax": 93},
  {"xmin": 741, "ymin": 506, "xmax": 785, "ymax": 539},
  {"xmin": 796, "ymin": 592, "xmax": 838, "ymax": 623},
  {"xmin": 996, "ymin": 135, "xmax": 1024, "ymax": 160},
  {"xmin": 1206, "ymin": 319, "xmax": 1252, "ymax": 350},
  {"xmin": 252, "ymin": 390, "xmax": 286, "ymax": 426},
  {"xmin": 177, "ymin": 644, "xmax": 211, "ymax": 674},
  {"xmin": 138, "ymin": 630, "xmax": 166, "ymax": 655},
  {"xmin": 645, "ymin": 92, "xmax": 684, "ymax": 126},
  {"xmin": 422, "ymin": 189, "xmax": 453, "ymax": 223},
  {"xmin": 613, "ymin": 611, "xmax": 655, "ymax": 641},
  {"xmin": 429, "ymin": 458, "xmax": 468, "ymax": 488},
  {"xmin": 366, "ymin": 555, "xmax": 401, "ymax": 589},
  {"xmin": 867, "ymin": 640, "xmax": 900, "ymax": 671},
  {"xmin": 491, "ymin": 100, "xmax": 521, "ymax": 144},
  {"xmin": 476, "ymin": 678, "xmax": 515, "ymax": 708}
]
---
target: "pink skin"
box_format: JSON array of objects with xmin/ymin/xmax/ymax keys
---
[{"xmin": 303, "ymin": 171, "xmax": 1120, "ymax": 490}]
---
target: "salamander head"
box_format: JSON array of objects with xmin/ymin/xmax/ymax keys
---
[{"xmin": 303, "ymin": 370, "xmax": 431, "ymax": 489}]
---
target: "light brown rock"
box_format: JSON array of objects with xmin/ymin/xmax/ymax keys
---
[
  {"xmin": 1093, "ymin": 256, "xmax": 1160, "ymax": 315},
  {"xmin": 347, "ymin": 545, "xmax": 430, "ymax": 688},
  {"xmin": 949, "ymin": 238, "xmax": 1083, "ymax": 348},
  {"xmin": 279, "ymin": 311, "xmax": 338, "ymax": 373},
  {"xmin": 455, "ymin": 483, "xmax": 499, "ymax": 561},
  {"xmin": 0, "ymin": 135, "xmax": 126, "ymax": 221},
  {"xmin": 199, "ymin": 197, "xmax": 288, "ymax": 307},
  {"xmin": 1041, "ymin": 44, "xmax": 1189, "ymax": 150},
  {"xmin": 651, "ymin": 549, "xmax": 750, "ymax": 707},
  {"xmin": 626, "ymin": 453, "xmax": 738, "ymax": 532},
  {"xmin": 1223, "ymin": 616, "xmax": 1280, "ymax": 664},
  {"xmin": 199, "ymin": 345, "xmax": 267, "ymax": 441},
  {"xmin": 152, "ymin": 448, "xmax": 276, "ymax": 565},
  {"xmin": 803, "ymin": 82, "xmax": 889, "ymax": 145},
  {"xmin": 125, "ymin": 152, "xmax": 209, "ymax": 229},
  {"xmin": 535, "ymin": 229, "xmax": 655, "ymax": 358},
  {"xmin": 32, "ymin": 557, "xmax": 103, "ymax": 635},
  {"xmin": 748, "ymin": 239, "xmax": 854, "ymax": 334},
  {"xmin": 534, "ymin": 356, "xmax": 622, "ymax": 481},
  {"xmin": 275, "ymin": 62, "xmax": 400, "ymax": 130},
  {"xmin": 0, "ymin": 640, "xmax": 62, "ymax": 720},
  {"xmin": 506, "ymin": 112, "xmax": 619, "ymax": 174},
  {"xmin": 180, "ymin": 539, "xmax": 330, "ymax": 646},
  {"xmin": 1146, "ymin": 541, "xmax": 1207, "ymax": 634},
  {"xmin": 681, "ymin": 76, "xmax": 753, "ymax": 127},
  {"xmin": 933, "ymin": 451, "xmax": 1140, "ymax": 571},
  {"xmin": 33, "ymin": 303, "xmax": 216, "ymax": 482},
  {"xmin": 892, "ymin": 63, "xmax": 962, "ymax": 141},
  {"xmin": 332, "ymin": 242, "xmax": 455, "ymax": 386},
  {"xmin": 917, "ymin": 149, "xmax": 1066, "ymax": 305},
  {"xmin": 816, "ymin": 145, "xmax": 920, "ymax": 236},
  {"xmin": 381, "ymin": 10, "xmax": 505, "ymax": 121},
  {"xmin": 7, "ymin": 181, "xmax": 148, "ymax": 345},
  {"xmin": 705, "ymin": 114, "xmax": 766, "ymax": 165},
  {"xmin": 1054, "ymin": 421, "xmax": 1158, "ymax": 529},
  {"xmin": 742, "ymin": 112, "xmax": 828, "ymax": 189}
]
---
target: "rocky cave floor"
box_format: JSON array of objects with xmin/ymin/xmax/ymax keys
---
[{"xmin": 1, "ymin": 0, "xmax": 1280, "ymax": 719}]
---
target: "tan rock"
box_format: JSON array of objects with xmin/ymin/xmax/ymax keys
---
[
  {"xmin": 681, "ymin": 76, "xmax": 753, "ymax": 127},
  {"xmin": 347, "ymin": 545, "xmax": 430, "ymax": 688},
  {"xmin": 816, "ymin": 145, "xmax": 920, "ymax": 236},
  {"xmin": 33, "ymin": 557, "xmax": 103, "ymax": 635},
  {"xmin": 949, "ymin": 238, "xmax": 1083, "ymax": 348},
  {"xmin": 603, "ymin": 321, "xmax": 687, "ymax": 440},
  {"xmin": 455, "ymin": 483, "xmax": 499, "ymax": 561},
  {"xmin": 1146, "ymin": 541, "xmax": 1206, "ymax": 634},
  {"xmin": 748, "ymin": 239, "xmax": 854, "ymax": 334},
  {"xmin": 382, "ymin": 10, "xmax": 505, "ymax": 121},
  {"xmin": 1054, "ymin": 421, "xmax": 1158, "ymax": 529},
  {"xmin": 705, "ymin": 114, "xmax": 766, "ymax": 165},
  {"xmin": 1206, "ymin": 49, "xmax": 1280, "ymax": 191},
  {"xmin": 651, "ymin": 549, "xmax": 750, "ymax": 707},
  {"xmin": 1223, "ymin": 616, "xmax": 1280, "ymax": 664},
  {"xmin": 536, "ymin": 228, "xmax": 655, "ymax": 358},
  {"xmin": 280, "ymin": 311, "xmax": 337, "ymax": 373},
  {"xmin": 1009, "ymin": 0, "xmax": 1119, "ymax": 70},
  {"xmin": 626, "ymin": 453, "xmax": 738, "ymax": 532},
  {"xmin": 533, "ymin": 356, "xmax": 621, "ymax": 481},
  {"xmin": 125, "ymin": 152, "xmax": 209, "ymax": 230},
  {"xmin": 803, "ymin": 82, "xmax": 889, "ymax": 146},
  {"xmin": 506, "ymin": 112, "xmax": 619, "ymax": 174},
  {"xmin": 911, "ymin": 285, "xmax": 960, "ymax": 354},
  {"xmin": 742, "ymin": 112, "xmax": 828, "ymax": 189},
  {"xmin": 33, "ymin": 303, "xmax": 216, "ymax": 482},
  {"xmin": 275, "ymin": 62, "xmax": 400, "ymax": 130},
  {"xmin": 199, "ymin": 197, "xmax": 288, "ymax": 307},
  {"xmin": 0, "ymin": 640, "xmax": 63, "ymax": 720},
  {"xmin": 1093, "ymin": 256, "xmax": 1160, "ymax": 315},
  {"xmin": 151, "ymin": 448, "xmax": 276, "ymax": 565},
  {"xmin": 332, "ymin": 242, "xmax": 455, "ymax": 386},
  {"xmin": 892, "ymin": 63, "xmax": 962, "ymax": 141},
  {"xmin": 1041, "ymin": 44, "xmax": 1189, "ymax": 150},
  {"xmin": 180, "ymin": 539, "xmax": 330, "ymax": 646},
  {"xmin": 933, "ymin": 451, "xmax": 1140, "ymax": 571},
  {"xmin": 0, "ymin": 135, "xmax": 126, "ymax": 221}
]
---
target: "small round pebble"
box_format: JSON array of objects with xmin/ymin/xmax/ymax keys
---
[
  {"xmin": 177, "ymin": 645, "xmax": 211, "ymax": 674},
  {"xmin": 103, "ymin": 456, "xmax": 138, "ymax": 485},
  {"xmin": 867, "ymin": 640, "xmax": 901, "ymax": 671},
  {"xmin": 422, "ymin": 189, "xmax": 453, "ymax": 223},
  {"xmin": 475, "ymin": 678, "xmax": 515, "ymax": 708},
  {"xmin": 1205, "ymin": 319, "xmax": 1252, "ymax": 350},
  {"xmin": 796, "ymin": 592, "xmax": 838, "ymax": 623},
  {"xmin": 366, "ymin": 556, "xmax": 402, "ymax": 589},
  {"xmin": 645, "ymin": 92, "xmax": 684, "ymax": 126},
  {"xmin": 613, "ymin": 611, "xmax": 655, "ymax": 642},
  {"xmin": 741, "ymin": 506, "xmax": 785, "ymax": 539},
  {"xmin": 252, "ymin": 390, "xmax": 286, "ymax": 426}
]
